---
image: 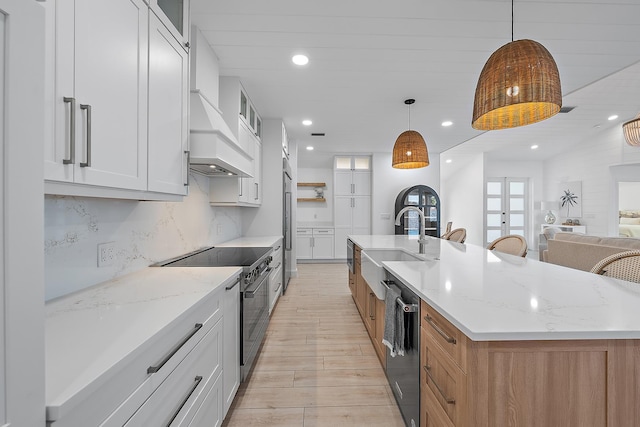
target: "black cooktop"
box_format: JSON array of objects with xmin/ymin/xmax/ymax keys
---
[{"xmin": 158, "ymin": 246, "xmax": 272, "ymax": 268}]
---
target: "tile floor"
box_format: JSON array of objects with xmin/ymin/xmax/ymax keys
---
[{"xmin": 222, "ymin": 263, "xmax": 405, "ymax": 426}]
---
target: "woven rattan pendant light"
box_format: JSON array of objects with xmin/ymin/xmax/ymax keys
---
[
  {"xmin": 472, "ymin": 0, "xmax": 561, "ymax": 130},
  {"xmin": 623, "ymin": 114, "xmax": 640, "ymax": 147},
  {"xmin": 392, "ymin": 99, "xmax": 429, "ymax": 169}
]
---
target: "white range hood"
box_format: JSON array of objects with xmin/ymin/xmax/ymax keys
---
[{"xmin": 189, "ymin": 90, "xmax": 253, "ymax": 177}]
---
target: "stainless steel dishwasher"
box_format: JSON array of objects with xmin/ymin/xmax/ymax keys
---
[{"xmin": 383, "ymin": 274, "xmax": 420, "ymax": 427}]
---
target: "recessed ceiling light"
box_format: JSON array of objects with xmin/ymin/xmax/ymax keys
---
[
  {"xmin": 209, "ymin": 165, "xmax": 216, "ymax": 169},
  {"xmin": 227, "ymin": 172, "xmax": 233, "ymax": 176},
  {"xmin": 441, "ymin": 121, "xmax": 453, "ymax": 127},
  {"xmin": 302, "ymin": 119, "xmax": 312, "ymax": 126},
  {"xmin": 608, "ymin": 114, "xmax": 619, "ymax": 121},
  {"xmin": 445, "ymin": 159, "xmax": 452, "ymax": 164},
  {"xmin": 531, "ymin": 144, "xmax": 539, "ymax": 150},
  {"xmin": 292, "ymin": 54, "xmax": 309, "ymax": 66},
  {"xmin": 306, "ymin": 146, "xmax": 314, "ymax": 151}
]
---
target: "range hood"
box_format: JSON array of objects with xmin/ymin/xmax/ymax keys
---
[{"xmin": 189, "ymin": 90, "xmax": 253, "ymax": 177}]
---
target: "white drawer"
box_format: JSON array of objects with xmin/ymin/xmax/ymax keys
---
[
  {"xmin": 313, "ymin": 228, "xmax": 334, "ymax": 235},
  {"xmin": 122, "ymin": 318, "xmax": 224, "ymax": 426},
  {"xmin": 297, "ymin": 228, "xmax": 312, "ymax": 235},
  {"xmin": 85, "ymin": 289, "xmax": 224, "ymax": 427}
]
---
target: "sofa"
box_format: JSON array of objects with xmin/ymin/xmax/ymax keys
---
[{"xmin": 542, "ymin": 232, "xmax": 640, "ymax": 272}]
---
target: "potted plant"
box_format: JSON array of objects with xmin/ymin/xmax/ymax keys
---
[{"xmin": 560, "ymin": 189, "xmax": 578, "ymax": 219}]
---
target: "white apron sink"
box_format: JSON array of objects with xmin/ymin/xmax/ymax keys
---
[{"xmin": 361, "ymin": 249, "xmax": 424, "ymax": 299}]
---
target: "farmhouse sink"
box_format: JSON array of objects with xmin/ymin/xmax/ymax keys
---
[{"xmin": 361, "ymin": 249, "xmax": 424, "ymax": 299}]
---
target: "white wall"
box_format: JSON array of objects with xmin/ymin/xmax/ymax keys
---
[
  {"xmin": 297, "ymin": 167, "xmax": 334, "ymax": 223},
  {"xmin": 44, "ymin": 173, "xmax": 242, "ymax": 300},
  {"xmin": 441, "ymin": 154, "xmax": 484, "ymax": 246},
  {"xmin": 544, "ymin": 125, "xmax": 640, "ymax": 237},
  {"xmin": 619, "ymin": 182, "xmax": 640, "ymax": 210},
  {"xmin": 371, "ymin": 151, "xmax": 441, "ymax": 234}
]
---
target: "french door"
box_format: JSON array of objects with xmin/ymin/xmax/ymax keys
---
[{"xmin": 485, "ymin": 178, "xmax": 528, "ymax": 247}]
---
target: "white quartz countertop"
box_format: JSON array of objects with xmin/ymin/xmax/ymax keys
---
[
  {"xmin": 216, "ymin": 235, "xmax": 282, "ymax": 248},
  {"xmin": 349, "ymin": 234, "xmax": 640, "ymax": 341},
  {"xmin": 45, "ymin": 266, "xmax": 242, "ymax": 415}
]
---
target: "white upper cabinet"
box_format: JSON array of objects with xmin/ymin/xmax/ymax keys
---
[
  {"xmin": 44, "ymin": 0, "xmax": 190, "ymax": 200},
  {"xmin": 149, "ymin": 0, "xmax": 190, "ymax": 51},
  {"xmin": 147, "ymin": 12, "xmax": 189, "ymax": 195},
  {"xmin": 334, "ymin": 156, "xmax": 371, "ymax": 196},
  {"xmin": 45, "ymin": 0, "xmax": 149, "ymax": 191}
]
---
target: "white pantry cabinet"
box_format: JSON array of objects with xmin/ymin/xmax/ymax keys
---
[
  {"xmin": 2, "ymin": 1, "xmax": 46, "ymax": 425},
  {"xmin": 44, "ymin": 0, "xmax": 149, "ymax": 191},
  {"xmin": 147, "ymin": 12, "xmax": 189, "ymax": 195}
]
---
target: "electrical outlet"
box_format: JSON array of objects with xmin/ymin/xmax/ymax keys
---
[{"xmin": 98, "ymin": 242, "xmax": 116, "ymax": 267}]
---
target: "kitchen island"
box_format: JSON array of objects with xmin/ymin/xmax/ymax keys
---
[{"xmin": 349, "ymin": 235, "xmax": 640, "ymax": 427}]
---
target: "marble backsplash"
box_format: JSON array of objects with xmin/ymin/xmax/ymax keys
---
[{"xmin": 44, "ymin": 173, "xmax": 242, "ymax": 300}]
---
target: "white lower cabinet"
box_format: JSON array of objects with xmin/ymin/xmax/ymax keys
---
[
  {"xmin": 297, "ymin": 228, "xmax": 334, "ymax": 259},
  {"xmin": 222, "ymin": 277, "xmax": 240, "ymax": 417},
  {"xmin": 123, "ymin": 318, "xmax": 223, "ymax": 426},
  {"xmin": 269, "ymin": 239, "xmax": 284, "ymax": 314}
]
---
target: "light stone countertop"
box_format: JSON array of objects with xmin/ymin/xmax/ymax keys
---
[
  {"xmin": 45, "ymin": 266, "xmax": 242, "ymax": 419},
  {"xmin": 216, "ymin": 235, "xmax": 282, "ymax": 248},
  {"xmin": 348, "ymin": 234, "xmax": 640, "ymax": 341}
]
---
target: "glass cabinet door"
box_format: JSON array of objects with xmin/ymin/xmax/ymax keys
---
[
  {"xmin": 153, "ymin": 0, "xmax": 189, "ymax": 48},
  {"xmin": 394, "ymin": 185, "xmax": 440, "ymax": 237}
]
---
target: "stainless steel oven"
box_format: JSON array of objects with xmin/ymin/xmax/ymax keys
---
[
  {"xmin": 240, "ymin": 259, "xmax": 270, "ymax": 381},
  {"xmin": 346, "ymin": 238, "xmax": 355, "ymax": 274},
  {"xmin": 154, "ymin": 246, "xmax": 273, "ymax": 382}
]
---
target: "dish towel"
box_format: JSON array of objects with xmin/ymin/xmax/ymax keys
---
[{"xmin": 382, "ymin": 284, "xmax": 405, "ymax": 357}]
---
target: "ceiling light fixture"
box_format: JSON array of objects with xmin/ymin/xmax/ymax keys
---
[
  {"xmin": 531, "ymin": 144, "xmax": 539, "ymax": 149},
  {"xmin": 472, "ymin": 0, "xmax": 561, "ymax": 130},
  {"xmin": 392, "ymin": 99, "xmax": 429, "ymax": 169},
  {"xmin": 446, "ymin": 159, "xmax": 452, "ymax": 164},
  {"xmin": 608, "ymin": 114, "xmax": 619, "ymax": 121},
  {"xmin": 441, "ymin": 121, "xmax": 453, "ymax": 127},
  {"xmin": 623, "ymin": 114, "xmax": 640, "ymax": 147},
  {"xmin": 306, "ymin": 146, "xmax": 314, "ymax": 151},
  {"xmin": 292, "ymin": 54, "xmax": 309, "ymax": 66},
  {"xmin": 302, "ymin": 119, "xmax": 312, "ymax": 126}
]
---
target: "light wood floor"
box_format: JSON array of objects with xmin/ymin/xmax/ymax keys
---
[{"xmin": 222, "ymin": 263, "xmax": 405, "ymax": 426}]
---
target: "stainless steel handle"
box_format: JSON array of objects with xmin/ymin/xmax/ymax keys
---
[
  {"xmin": 255, "ymin": 182, "xmax": 259, "ymax": 200},
  {"xmin": 225, "ymin": 278, "xmax": 240, "ymax": 291},
  {"xmin": 274, "ymin": 283, "xmax": 282, "ymax": 294},
  {"xmin": 244, "ymin": 274, "xmax": 268, "ymax": 298},
  {"xmin": 274, "ymin": 245, "xmax": 282, "ymax": 251},
  {"xmin": 63, "ymin": 97, "xmax": 76, "ymax": 164},
  {"xmin": 285, "ymin": 192, "xmax": 292, "ymax": 250},
  {"xmin": 424, "ymin": 314, "xmax": 456, "ymax": 344},
  {"xmin": 147, "ymin": 323, "xmax": 203, "ymax": 374},
  {"xmin": 272, "ymin": 261, "xmax": 282, "ymax": 270},
  {"xmin": 164, "ymin": 375, "xmax": 203, "ymax": 426},
  {"xmin": 423, "ymin": 364, "xmax": 456, "ymax": 404},
  {"xmin": 239, "ymin": 179, "xmax": 243, "ymax": 196},
  {"xmin": 369, "ymin": 292, "xmax": 375, "ymax": 320},
  {"xmin": 184, "ymin": 150, "xmax": 190, "ymax": 186},
  {"xmin": 79, "ymin": 104, "xmax": 91, "ymax": 167},
  {"xmin": 351, "ymin": 183, "xmax": 354, "ymax": 194}
]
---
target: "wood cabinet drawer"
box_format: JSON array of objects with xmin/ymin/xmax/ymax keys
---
[
  {"xmin": 122, "ymin": 318, "xmax": 223, "ymax": 426},
  {"xmin": 421, "ymin": 326, "xmax": 467, "ymax": 427},
  {"xmin": 421, "ymin": 300, "xmax": 468, "ymax": 372}
]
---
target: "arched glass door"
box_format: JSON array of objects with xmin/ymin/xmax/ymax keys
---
[{"xmin": 394, "ymin": 185, "xmax": 440, "ymax": 237}]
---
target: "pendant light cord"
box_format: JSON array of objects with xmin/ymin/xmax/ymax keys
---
[
  {"xmin": 511, "ymin": 0, "xmax": 514, "ymax": 42},
  {"xmin": 407, "ymin": 103, "xmax": 411, "ymax": 130}
]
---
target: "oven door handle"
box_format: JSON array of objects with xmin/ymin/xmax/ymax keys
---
[{"xmin": 244, "ymin": 269, "xmax": 271, "ymax": 298}]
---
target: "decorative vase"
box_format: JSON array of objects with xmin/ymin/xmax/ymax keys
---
[{"xmin": 544, "ymin": 210, "xmax": 556, "ymax": 224}]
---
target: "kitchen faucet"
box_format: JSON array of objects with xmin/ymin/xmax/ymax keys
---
[{"xmin": 395, "ymin": 206, "xmax": 428, "ymax": 254}]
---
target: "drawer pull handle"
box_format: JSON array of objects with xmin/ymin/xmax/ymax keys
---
[
  {"xmin": 165, "ymin": 375, "xmax": 203, "ymax": 426},
  {"xmin": 225, "ymin": 278, "xmax": 240, "ymax": 291},
  {"xmin": 423, "ymin": 365, "xmax": 456, "ymax": 404},
  {"xmin": 424, "ymin": 314, "xmax": 456, "ymax": 344},
  {"xmin": 147, "ymin": 323, "xmax": 203, "ymax": 374}
]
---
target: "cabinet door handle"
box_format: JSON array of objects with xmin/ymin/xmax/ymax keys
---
[
  {"xmin": 255, "ymin": 182, "xmax": 259, "ymax": 200},
  {"xmin": 79, "ymin": 104, "xmax": 91, "ymax": 167},
  {"xmin": 351, "ymin": 183, "xmax": 355, "ymax": 194},
  {"xmin": 225, "ymin": 277, "xmax": 240, "ymax": 291},
  {"xmin": 184, "ymin": 150, "xmax": 190, "ymax": 186},
  {"xmin": 424, "ymin": 314, "xmax": 457, "ymax": 344},
  {"xmin": 369, "ymin": 292, "xmax": 375, "ymax": 320},
  {"xmin": 63, "ymin": 97, "xmax": 76, "ymax": 164},
  {"xmin": 423, "ymin": 364, "xmax": 456, "ymax": 404},
  {"xmin": 147, "ymin": 323, "xmax": 203, "ymax": 374},
  {"xmin": 165, "ymin": 375, "xmax": 203, "ymax": 426}
]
